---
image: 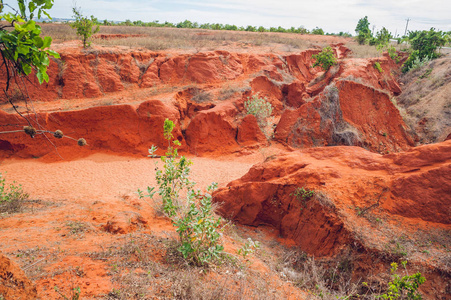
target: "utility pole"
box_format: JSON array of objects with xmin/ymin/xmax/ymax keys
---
[{"xmin": 404, "ymin": 18, "xmax": 410, "ymax": 36}]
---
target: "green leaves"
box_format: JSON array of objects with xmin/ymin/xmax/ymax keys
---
[
  {"xmin": 42, "ymin": 36, "xmax": 52, "ymax": 48},
  {"xmin": 379, "ymin": 262, "xmax": 425, "ymax": 300},
  {"xmin": 244, "ymin": 95, "xmax": 273, "ymax": 129},
  {"xmin": 139, "ymin": 120, "xmax": 224, "ymax": 266},
  {"xmin": 312, "ymin": 46, "xmax": 337, "ymax": 71},
  {"xmin": 0, "ymin": 172, "xmax": 29, "ymax": 214},
  {"xmin": 402, "ymin": 28, "xmax": 449, "ymax": 72},
  {"xmin": 355, "ymin": 16, "xmax": 370, "ymax": 35},
  {"xmin": 70, "ymin": 7, "xmax": 100, "ymax": 48},
  {"xmin": 1, "ymin": 3, "xmax": 59, "ymax": 85}
]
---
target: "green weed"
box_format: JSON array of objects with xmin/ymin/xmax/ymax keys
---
[
  {"xmin": 139, "ymin": 119, "xmax": 224, "ymax": 266},
  {"xmin": 0, "ymin": 172, "xmax": 28, "ymax": 214},
  {"xmin": 312, "ymin": 46, "xmax": 337, "ymax": 71},
  {"xmin": 244, "ymin": 95, "xmax": 273, "ymax": 129}
]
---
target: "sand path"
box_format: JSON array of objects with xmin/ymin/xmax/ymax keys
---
[{"xmin": 0, "ymin": 152, "xmax": 262, "ymax": 203}]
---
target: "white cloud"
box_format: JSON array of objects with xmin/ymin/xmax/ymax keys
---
[{"xmin": 8, "ymin": 0, "xmax": 448, "ymax": 33}]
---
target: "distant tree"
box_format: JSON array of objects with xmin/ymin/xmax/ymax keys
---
[
  {"xmin": 224, "ymin": 24, "xmax": 237, "ymax": 31},
  {"xmin": 177, "ymin": 19, "xmax": 193, "ymax": 28},
  {"xmin": 403, "ymin": 28, "xmax": 449, "ymax": 72},
  {"xmin": 298, "ymin": 26, "xmax": 309, "ymax": 34},
  {"xmin": 211, "ymin": 23, "xmax": 223, "ymax": 30},
  {"xmin": 311, "ymin": 27, "xmax": 324, "ymax": 35},
  {"xmin": 245, "ymin": 25, "xmax": 256, "ymax": 32},
  {"xmin": 338, "ymin": 31, "xmax": 352, "ymax": 37},
  {"xmin": 355, "ymin": 16, "xmax": 372, "ymax": 44},
  {"xmin": 70, "ymin": 7, "xmax": 99, "ymax": 48},
  {"xmin": 374, "ymin": 27, "xmax": 392, "ymax": 48},
  {"xmin": 355, "ymin": 16, "xmax": 370, "ymax": 35}
]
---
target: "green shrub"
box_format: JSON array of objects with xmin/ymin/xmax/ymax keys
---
[
  {"xmin": 311, "ymin": 27, "xmax": 324, "ymax": 35},
  {"xmin": 175, "ymin": 182, "xmax": 224, "ymax": 266},
  {"xmin": 0, "ymin": 172, "xmax": 28, "ymax": 214},
  {"xmin": 374, "ymin": 62, "xmax": 383, "ymax": 73},
  {"xmin": 403, "ymin": 53, "xmax": 432, "ymax": 72},
  {"xmin": 70, "ymin": 7, "xmax": 99, "ymax": 48},
  {"xmin": 387, "ymin": 46, "xmax": 400, "ymax": 63},
  {"xmin": 139, "ymin": 119, "xmax": 223, "ymax": 266},
  {"xmin": 244, "ymin": 95, "xmax": 273, "ymax": 128},
  {"xmin": 0, "ymin": 0, "xmax": 60, "ymax": 84},
  {"xmin": 238, "ymin": 238, "xmax": 260, "ymax": 260},
  {"xmin": 355, "ymin": 16, "xmax": 372, "ymax": 45},
  {"xmin": 312, "ymin": 46, "xmax": 337, "ymax": 71},
  {"xmin": 375, "ymin": 27, "xmax": 392, "ymax": 49},
  {"xmin": 291, "ymin": 187, "xmax": 315, "ymax": 210},
  {"xmin": 379, "ymin": 262, "xmax": 425, "ymax": 300},
  {"xmin": 402, "ymin": 28, "xmax": 448, "ymax": 72}
]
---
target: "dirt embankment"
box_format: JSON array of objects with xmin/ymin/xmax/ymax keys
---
[
  {"xmin": 0, "ymin": 45, "xmax": 413, "ymax": 160},
  {"xmin": 396, "ymin": 55, "xmax": 451, "ymax": 144},
  {"xmin": 1, "ymin": 42, "xmax": 448, "ymax": 299},
  {"xmin": 214, "ymin": 140, "xmax": 451, "ymax": 298}
]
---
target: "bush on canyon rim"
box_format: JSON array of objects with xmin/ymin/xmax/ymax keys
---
[
  {"xmin": 70, "ymin": 6, "xmax": 100, "ymax": 48},
  {"xmin": 312, "ymin": 46, "xmax": 337, "ymax": 71},
  {"xmin": 402, "ymin": 28, "xmax": 449, "ymax": 72}
]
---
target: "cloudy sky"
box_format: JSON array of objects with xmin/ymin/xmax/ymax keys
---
[{"xmin": 6, "ymin": 0, "xmax": 451, "ymax": 35}]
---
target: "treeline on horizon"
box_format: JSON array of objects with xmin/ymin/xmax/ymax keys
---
[{"xmin": 49, "ymin": 17, "xmax": 353, "ymax": 37}]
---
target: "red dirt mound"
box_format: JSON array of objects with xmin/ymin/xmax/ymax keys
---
[
  {"xmin": 214, "ymin": 140, "xmax": 451, "ymax": 297},
  {"xmin": 0, "ymin": 99, "xmax": 183, "ymax": 160},
  {"xmin": 0, "ymin": 252, "xmax": 37, "ymax": 299},
  {"xmin": 275, "ymin": 79, "xmax": 414, "ymax": 153},
  {"xmin": 185, "ymin": 102, "xmax": 239, "ymax": 155},
  {"xmin": 215, "ymin": 140, "xmax": 451, "ymax": 252},
  {"xmin": 0, "ymin": 45, "xmax": 414, "ymax": 160},
  {"xmin": 0, "ymin": 47, "xmax": 326, "ymax": 102}
]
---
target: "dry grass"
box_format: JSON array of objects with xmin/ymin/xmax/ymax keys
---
[
  {"xmin": 396, "ymin": 56, "xmax": 451, "ymax": 143},
  {"xmin": 190, "ymin": 88, "xmax": 213, "ymax": 103},
  {"xmin": 346, "ymin": 41, "xmax": 409, "ymax": 59},
  {"xmin": 10, "ymin": 246, "xmax": 61, "ymax": 281},
  {"xmin": 88, "ymin": 232, "xmax": 294, "ymax": 299},
  {"xmin": 41, "ymin": 23, "xmax": 348, "ymax": 53}
]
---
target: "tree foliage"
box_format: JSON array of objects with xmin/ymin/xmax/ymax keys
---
[
  {"xmin": 139, "ymin": 119, "xmax": 224, "ymax": 266},
  {"xmin": 0, "ymin": 0, "xmax": 60, "ymax": 85},
  {"xmin": 355, "ymin": 16, "xmax": 372, "ymax": 45},
  {"xmin": 312, "ymin": 46, "xmax": 337, "ymax": 71},
  {"xmin": 0, "ymin": 1, "xmax": 85, "ymax": 147},
  {"xmin": 355, "ymin": 16, "xmax": 370, "ymax": 35},
  {"xmin": 70, "ymin": 6, "xmax": 99, "ymax": 48},
  {"xmin": 374, "ymin": 27, "xmax": 392, "ymax": 47},
  {"xmin": 402, "ymin": 28, "xmax": 449, "ymax": 72},
  {"xmin": 311, "ymin": 27, "xmax": 324, "ymax": 35},
  {"xmin": 380, "ymin": 262, "xmax": 425, "ymax": 300}
]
